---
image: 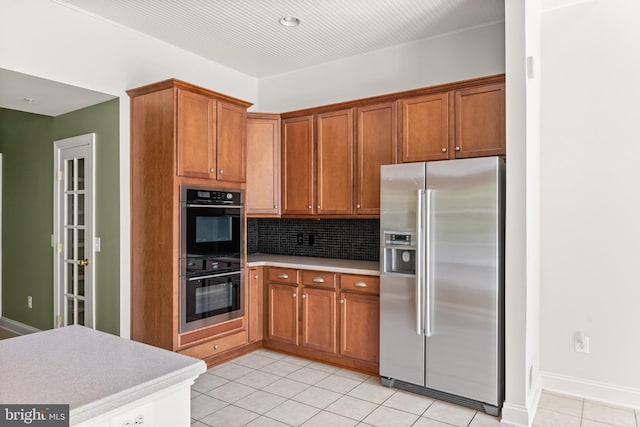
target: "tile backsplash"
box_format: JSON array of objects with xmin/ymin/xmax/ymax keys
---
[{"xmin": 247, "ymin": 218, "xmax": 379, "ymax": 261}]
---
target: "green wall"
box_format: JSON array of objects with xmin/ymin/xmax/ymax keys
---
[{"xmin": 0, "ymin": 99, "xmax": 120, "ymax": 334}]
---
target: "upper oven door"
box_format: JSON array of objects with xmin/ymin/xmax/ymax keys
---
[{"xmin": 183, "ymin": 204, "xmax": 243, "ymax": 259}]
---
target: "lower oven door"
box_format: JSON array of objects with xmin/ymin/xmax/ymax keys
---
[{"xmin": 180, "ymin": 271, "xmax": 244, "ymax": 333}]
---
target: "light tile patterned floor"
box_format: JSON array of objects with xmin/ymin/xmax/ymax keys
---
[
  {"xmin": 192, "ymin": 349, "xmax": 640, "ymax": 427},
  {"xmin": 190, "ymin": 349, "xmax": 501, "ymax": 427}
]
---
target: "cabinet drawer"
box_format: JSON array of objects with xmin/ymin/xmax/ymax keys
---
[
  {"xmin": 341, "ymin": 274, "xmax": 380, "ymax": 294},
  {"xmin": 301, "ymin": 271, "xmax": 336, "ymax": 289},
  {"xmin": 268, "ymin": 267, "xmax": 298, "ymax": 284},
  {"xmin": 179, "ymin": 330, "xmax": 247, "ymax": 359}
]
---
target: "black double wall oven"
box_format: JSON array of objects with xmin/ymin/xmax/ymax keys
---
[{"xmin": 179, "ymin": 186, "xmax": 244, "ymax": 333}]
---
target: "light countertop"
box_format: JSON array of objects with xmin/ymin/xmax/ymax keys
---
[
  {"xmin": 247, "ymin": 253, "xmax": 380, "ymax": 276},
  {"xmin": 0, "ymin": 325, "xmax": 206, "ymax": 424}
]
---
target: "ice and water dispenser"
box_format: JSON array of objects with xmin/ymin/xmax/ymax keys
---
[{"xmin": 382, "ymin": 231, "xmax": 416, "ymax": 275}]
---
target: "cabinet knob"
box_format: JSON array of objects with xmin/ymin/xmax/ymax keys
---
[
  {"xmin": 213, "ymin": 344, "xmax": 219, "ymax": 350},
  {"xmin": 317, "ymin": 205, "xmax": 320, "ymax": 209},
  {"xmin": 356, "ymin": 204, "xmax": 361, "ymax": 209},
  {"xmin": 340, "ymin": 299, "xmax": 345, "ymax": 304},
  {"xmin": 219, "ymin": 169, "xmax": 224, "ymax": 174},
  {"xmin": 274, "ymin": 205, "xmax": 278, "ymax": 209},
  {"xmin": 254, "ymin": 275, "xmax": 258, "ymax": 279},
  {"xmin": 210, "ymin": 168, "xmax": 215, "ymax": 173},
  {"xmin": 455, "ymin": 146, "xmax": 461, "ymax": 152},
  {"xmin": 441, "ymin": 147, "xmax": 447, "ymax": 153},
  {"xmin": 308, "ymin": 205, "xmax": 312, "ymax": 209},
  {"xmin": 292, "ymin": 293, "xmax": 297, "ymax": 298},
  {"xmin": 302, "ymin": 294, "xmax": 306, "ymax": 299}
]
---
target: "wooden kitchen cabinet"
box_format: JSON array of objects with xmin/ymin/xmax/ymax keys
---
[
  {"xmin": 301, "ymin": 287, "xmax": 337, "ymax": 354},
  {"xmin": 246, "ymin": 113, "xmax": 281, "ymax": 216},
  {"xmin": 454, "ymin": 83, "xmax": 505, "ymax": 158},
  {"xmin": 356, "ymin": 102, "xmax": 397, "ymax": 215},
  {"xmin": 176, "ymin": 87, "xmax": 247, "ymax": 182},
  {"xmin": 281, "ymin": 115, "xmax": 314, "ymax": 215},
  {"xmin": 400, "ymin": 92, "xmax": 451, "ymax": 163},
  {"xmin": 339, "ymin": 274, "xmax": 379, "ymax": 364},
  {"xmin": 267, "ymin": 282, "xmax": 299, "ymax": 345},
  {"xmin": 247, "ymin": 267, "xmax": 264, "ymax": 343},
  {"xmin": 316, "ymin": 108, "xmax": 354, "ymax": 215}
]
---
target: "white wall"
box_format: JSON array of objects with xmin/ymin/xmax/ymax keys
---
[
  {"xmin": 1, "ymin": 0, "xmax": 259, "ymax": 338},
  {"xmin": 540, "ymin": 0, "xmax": 640, "ymax": 406},
  {"xmin": 258, "ymin": 22, "xmax": 505, "ymax": 112}
]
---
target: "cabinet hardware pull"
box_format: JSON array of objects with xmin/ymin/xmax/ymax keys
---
[
  {"xmin": 213, "ymin": 344, "xmax": 219, "ymax": 350},
  {"xmin": 308, "ymin": 205, "xmax": 312, "ymax": 209},
  {"xmin": 317, "ymin": 205, "xmax": 320, "ymax": 209},
  {"xmin": 278, "ymin": 273, "xmax": 289, "ymax": 279},
  {"xmin": 441, "ymin": 147, "xmax": 447, "ymax": 152},
  {"xmin": 354, "ymin": 282, "xmax": 367, "ymax": 288},
  {"xmin": 302, "ymin": 294, "xmax": 306, "ymax": 299},
  {"xmin": 455, "ymin": 146, "xmax": 460, "ymax": 151},
  {"xmin": 210, "ymin": 168, "xmax": 215, "ymax": 173},
  {"xmin": 274, "ymin": 205, "xmax": 278, "ymax": 209},
  {"xmin": 312, "ymin": 277, "xmax": 325, "ymax": 283},
  {"xmin": 292, "ymin": 293, "xmax": 297, "ymax": 298},
  {"xmin": 356, "ymin": 204, "xmax": 361, "ymax": 209},
  {"xmin": 219, "ymin": 169, "xmax": 224, "ymax": 174},
  {"xmin": 340, "ymin": 299, "xmax": 345, "ymax": 304},
  {"xmin": 254, "ymin": 275, "xmax": 258, "ymax": 279}
]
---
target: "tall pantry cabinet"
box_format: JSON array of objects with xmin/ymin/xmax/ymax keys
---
[{"xmin": 128, "ymin": 79, "xmax": 251, "ymax": 354}]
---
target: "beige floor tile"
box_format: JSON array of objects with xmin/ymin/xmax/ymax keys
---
[
  {"xmin": 191, "ymin": 421, "xmax": 209, "ymax": 427},
  {"xmin": 326, "ymin": 395, "xmax": 378, "ymax": 421},
  {"xmin": 190, "ymin": 393, "xmax": 228, "ymax": 420},
  {"xmin": 334, "ymin": 368, "xmax": 371, "ymax": 381},
  {"xmin": 315, "ymin": 374, "xmax": 363, "ymax": 394},
  {"xmin": 538, "ymin": 391, "xmax": 583, "ymax": 417},
  {"xmin": 281, "ymin": 355, "xmax": 313, "ymax": 366},
  {"xmin": 301, "ymin": 410, "xmax": 359, "ymax": 427},
  {"xmin": 235, "ymin": 370, "xmax": 281, "ymax": 389},
  {"xmin": 381, "ymin": 389, "xmax": 434, "ymax": 415},
  {"xmin": 469, "ymin": 412, "xmax": 502, "ymax": 427},
  {"xmin": 292, "ymin": 385, "xmax": 343, "ymax": 409},
  {"xmin": 200, "ymin": 404, "xmax": 259, "ymax": 427},
  {"xmin": 286, "ymin": 366, "xmax": 332, "ymax": 385},
  {"xmin": 362, "ymin": 405, "xmax": 419, "ymax": 427},
  {"xmin": 260, "ymin": 359, "xmax": 304, "ymax": 377},
  {"xmin": 583, "ymin": 401, "xmax": 637, "ymax": 427},
  {"xmin": 234, "ymin": 390, "xmax": 287, "ymax": 415},
  {"xmin": 262, "ymin": 377, "xmax": 311, "ymax": 398},
  {"xmin": 265, "ymin": 399, "xmax": 320, "ymax": 426},
  {"xmin": 233, "ymin": 353, "xmax": 279, "ymax": 369},
  {"xmin": 347, "ymin": 382, "xmax": 396, "ymax": 404},
  {"xmin": 582, "ymin": 419, "xmax": 628, "ymax": 427},
  {"xmin": 422, "ymin": 401, "xmax": 476, "ymax": 427},
  {"xmin": 206, "ymin": 381, "xmax": 257, "ymax": 404},
  {"xmin": 244, "ymin": 415, "xmax": 289, "ymax": 426},
  {"xmin": 192, "ymin": 373, "xmax": 229, "ymax": 393},
  {"xmin": 208, "ymin": 362, "xmax": 255, "ymax": 380},
  {"xmin": 533, "ymin": 407, "xmax": 581, "ymax": 427},
  {"xmin": 307, "ymin": 360, "xmax": 341, "ymax": 374},
  {"xmin": 252, "ymin": 349, "xmax": 288, "ymax": 360},
  {"xmin": 412, "ymin": 417, "xmax": 455, "ymax": 427}
]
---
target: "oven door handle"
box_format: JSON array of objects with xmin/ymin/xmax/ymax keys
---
[
  {"xmin": 185, "ymin": 204, "xmax": 243, "ymax": 209},
  {"xmin": 187, "ymin": 271, "xmax": 241, "ymax": 281}
]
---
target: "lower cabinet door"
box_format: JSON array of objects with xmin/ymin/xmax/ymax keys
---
[
  {"xmin": 301, "ymin": 287, "xmax": 337, "ymax": 354},
  {"xmin": 268, "ymin": 283, "xmax": 299, "ymax": 345},
  {"xmin": 340, "ymin": 292, "xmax": 380, "ymax": 363}
]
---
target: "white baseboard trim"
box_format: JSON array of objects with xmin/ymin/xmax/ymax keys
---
[
  {"xmin": 500, "ymin": 380, "xmax": 542, "ymax": 427},
  {"xmin": 0, "ymin": 317, "xmax": 40, "ymax": 335},
  {"xmin": 541, "ymin": 371, "xmax": 640, "ymax": 409}
]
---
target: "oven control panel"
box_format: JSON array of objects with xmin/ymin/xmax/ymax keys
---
[{"xmin": 185, "ymin": 188, "xmax": 241, "ymax": 205}]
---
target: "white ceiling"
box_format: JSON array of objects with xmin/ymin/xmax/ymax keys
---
[
  {"xmin": 1, "ymin": 0, "xmax": 503, "ymax": 117},
  {"xmin": 58, "ymin": 0, "xmax": 505, "ymax": 78}
]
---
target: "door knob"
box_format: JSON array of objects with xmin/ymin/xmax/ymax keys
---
[{"xmin": 78, "ymin": 259, "xmax": 89, "ymax": 267}]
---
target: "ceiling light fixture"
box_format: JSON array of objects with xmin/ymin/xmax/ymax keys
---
[
  {"xmin": 279, "ymin": 16, "xmax": 301, "ymax": 27},
  {"xmin": 23, "ymin": 97, "xmax": 37, "ymax": 104}
]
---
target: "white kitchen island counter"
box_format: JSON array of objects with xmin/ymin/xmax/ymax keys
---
[
  {"xmin": 0, "ymin": 325, "xmax": 205, "ymax": 426},
  {"xmin": 247, "ymin": 253, "xmax": 380, "ymax": 276}
]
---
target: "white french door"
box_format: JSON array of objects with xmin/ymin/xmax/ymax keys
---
[{"xmin": 54, "ymin": 134, "xmax": 95, "ymax": 328}]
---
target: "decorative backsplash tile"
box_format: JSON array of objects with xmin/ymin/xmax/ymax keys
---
[{"xmin": 247, "ymin": 218, "xmax": 379, "ymax": 261}]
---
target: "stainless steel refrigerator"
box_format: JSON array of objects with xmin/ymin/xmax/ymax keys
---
[{"xmin": 379, "ymin": 157, "xmax": 504, "ymax": 416}]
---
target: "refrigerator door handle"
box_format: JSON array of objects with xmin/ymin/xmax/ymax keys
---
[
  {"xmin": 416, "ymin": 189, "xmax": 425, "ymax": 335},
  {"xmin": 425, "ymin": 188, "xmax": 433, "ymax": 337}
]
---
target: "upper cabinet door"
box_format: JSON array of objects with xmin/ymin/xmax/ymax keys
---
[
  {"xmin": 400, "ymin": 92, "xmax": 450, "ymax": 163},
  {"xmin": 282, "ymin": 116, "xmax": 315, "ymax": 215},
  {"xmin": 176, "ymin": 89, "xmax": 216, "ymax": 178},
  {"xmin": 356, "ymin": 102, "xmax": 397, "ymax": 215},
  {"xmin": 454, "ymin": 83, "xmax": 505, "ymax": 158},
  {"xmin": 316, "ymin": 109, "xmax": 354, "ymax": 215},
  {"xmin": 246, "ymin": 114, "xmax": 281, "ymax": 216},
  {"xmin": 217, "ymin": 101, "xmax": 247, "ymax": 182}
]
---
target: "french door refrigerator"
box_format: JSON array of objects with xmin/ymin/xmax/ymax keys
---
[{"xmin": 379, "ymin": 157, "xmax": 505, "ymax": 416}]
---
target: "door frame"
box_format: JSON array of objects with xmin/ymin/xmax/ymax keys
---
[
  {"xmin": 53, "ymin": 134, "xmax": 96, "ymax": 328},
  {"xmin": 0, "ymin": 153, "xmax": 2, "ymax": 319}
]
